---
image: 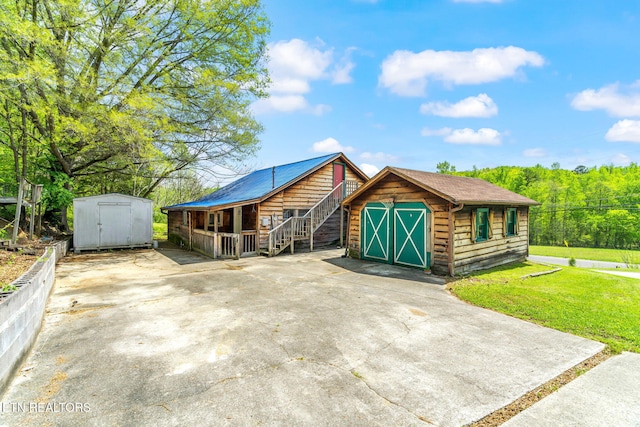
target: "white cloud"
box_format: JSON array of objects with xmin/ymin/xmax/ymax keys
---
[
  {"xmin": 421, "ymin": 127, "xmax": 502, "ymax": 145},
  {"xmin": 311, "ymin": 137, "xmax": 355, "ymax": 153},
  {"xmin": 523, "ymin": 148, "xmax": 546, "ymax": 157},
  {"xmin": 268, "ymin": 39, "xmax": 332, "ymax": 85},
  {"xmin": 332, "ymin": 48, "xmax": 357, "ymax": 84},
  {"xmin": 605, "ymin": 119, "xmax": 640, "ymax": 143},
  {"xmin": 254, "ymin": 39, "xmax": 355, "ymax": 115},
  {"xmin": 445, "ymin": 128, "xmax": 502, "ymax": 145},
  {"xmin": 360, "ymin": 151, "xmax": 399, "ymax": 163},
  {"xmin": 251, "ymin": 96, "xmax": 308, "ymax": 114},
  {"xmin": 310, "ymin": 104, "xmax": 333, "ymax": 116},
  {"xmin": 332, "ymin": 62, "xmax": 355, "ymax": 84},
  {"xmin": 571, "ymin": 82, "xmax": 640, "ymax": 117},
  {"xmin": 251, "ymin": 96, "xmax": 332, "ymax": 116},
  {"xmin": 379, "ymin": 46, "xmax": 544, "ymax": 97},
  {"xmin": 359, "ymin": 163, "xmax": 381, "ymax": 177},
  {"xmin": 611, "ymin": 153, "xmax": 631, "ymax": 166},
  {"xmin": 421, "ymin": 127, "xmax": 453, "ymax": 137},
  {"xmin": 420, "ymin": 93, "xmax": 498, "ymax": 118}
]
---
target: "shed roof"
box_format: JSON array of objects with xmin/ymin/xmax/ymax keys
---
[
  {"xmin": 165, "ymin": 153, "xmax": 365, "ymax": 210},
  {"xmin": 73, "ymin": 193, "xmax": 152, "ymax": 203},
  {"xmin": 343, "ymin": 166, "xmax": 538, "ymax": 206}
]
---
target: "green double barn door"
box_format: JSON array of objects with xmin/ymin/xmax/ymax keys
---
[{"xmin": 361, "ymin": 202, "xmax": 431, "ymax": 269}]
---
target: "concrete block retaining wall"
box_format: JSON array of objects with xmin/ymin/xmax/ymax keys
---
[{"xmin": 0, "ymin": 240, "xmax": 69, "ymax": 395}]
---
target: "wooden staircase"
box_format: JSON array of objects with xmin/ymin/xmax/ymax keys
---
[{"xmin": 267, "ymin": 180, "xmax": 357, "ymax": 256}]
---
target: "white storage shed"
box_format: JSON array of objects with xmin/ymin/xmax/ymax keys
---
[{"xmin": 73, "ymin": 193, "xmax": 153, "ymax": 253}]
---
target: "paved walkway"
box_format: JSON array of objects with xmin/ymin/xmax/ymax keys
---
[
  {"xmin": 528, "ymin": 255, "xmax": 630, "ymax": 269},
  {"xmin": 504, "ymin": 352, "xmax": 640, "ymax": 427},
  {"xmin": 0, "ymin": 248, "xmax": 603, "ymax": 426},
  {"xmin": 528, "ymin": 255, "xmax": 640, "ymax": 279},
  {"xmin": 592, "ymin": 270, "xmax": 640, "ymax": 279}
]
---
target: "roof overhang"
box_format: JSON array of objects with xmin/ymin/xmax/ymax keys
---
[
  {"xmin": 163, "ymin": 198, "xmax": 261, "ymax": 212},
  {"xmin": 343, "ymin": 167, "xmax": 539, "ymax": 206},
  {"xmin": 343, "ymin": 167, "xmax": 457, "ymax": 205}
]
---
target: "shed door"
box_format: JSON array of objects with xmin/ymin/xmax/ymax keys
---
[
  {"xmin": 99, "ymin": 202, "xmax": 131, "ymax": 247},
  {"xmin": 393, "ymin": 203, "xmax": 430, "ymax": 268},
  {"xmin": 361, "ymin": 203, "xmax": 391, "ymax": 263}
]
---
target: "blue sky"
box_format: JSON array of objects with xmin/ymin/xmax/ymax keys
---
[{"xmin": 244, "ymin": 0, "xmax": 640, "ymax": 178}]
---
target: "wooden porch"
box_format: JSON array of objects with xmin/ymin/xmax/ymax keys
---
[{"xmin": 177, "ymin": 225, "xmax": 257, "ymax": 260}]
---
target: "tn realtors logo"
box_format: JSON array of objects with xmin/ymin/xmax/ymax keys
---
[{"xmin": 0, "ymin": 401, "xmax": 91, "ymax": 413}]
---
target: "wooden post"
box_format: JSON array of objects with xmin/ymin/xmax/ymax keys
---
[
  {"xmin": 234, "ymin": 206, "xmax": 242, "ymax": 255},
  {"xmin": 188, "ymin": 211, "xmax": 192, "ymax": 251},
  {"xmin": 11, "ymin": 179, "xmax": 24, "ymax": 244},
  {"xmin": 256, "ymin": 204, "xmax": 261, "ymax": 254},
  {"xmin": 37, "ymin": 202, "xmax": 42, "ymax": 236},
  {"xmin": 29, "ymin": 183, "xmax": 35, "ymax": 239},
  {"xmin": 448, "ymin": 205, "xmax": 454, "ymax": 276},
  {"xmin": 448, "ymin": 203, "xmax": 465, "ymax": 276},
  {"xmin": 290, "ymin": 218, "xmax": 295, "ymax": 254},
  {"xmin": 339, "ymin": 205, "xmax": 344, "ymax": 248},
  {"xmin": 309, "ymin": 210, "xmax": 314, "ymax": 251}
]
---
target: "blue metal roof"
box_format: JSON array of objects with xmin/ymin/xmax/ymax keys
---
[{"xmin": 166, "ymin": 153, "xmax": 340, "ymax": 209}]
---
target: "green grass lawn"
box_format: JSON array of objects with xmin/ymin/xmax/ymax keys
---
[
  {"xmin": 153, "ymin": 222, "xmax": 167, "ymax": 241},
  {"xmin": 450, "ymin": 262, "xmax": 640, "ymax": 353},
  {"xmin": 530, "ymin": 245, "xmax": 640, "ymax": 265}
]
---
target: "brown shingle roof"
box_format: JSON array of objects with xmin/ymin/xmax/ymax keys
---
[
  {"xmin": 392, "ymin": 167, "xmax": 538, "ymax": 205},
  {"xmin": 343, "ymin": 166, "xmax": 537, "ymax": 206}
]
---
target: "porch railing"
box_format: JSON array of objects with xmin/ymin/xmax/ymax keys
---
[
  {"xmin": 192, "ymin": 229, "xmax": 218, "ymax": 257},
  {"xmin": 190, "ymin": 229, "xmax": 257, "ymax": 259},
  {"xmin": 268, "ymin": 217, "xmax": 294, "ymax": 256},
  {"xmin": 218, "ymin": 233, "xmax": 240, "ymax": 259},
  {"xmin": 241, "ymin": 230, "xmax": 257, "ymax": 255},
  {"xmin": 301, "ymin": 181, "xmax": 345, "ymax": 236},
  {"xmin": 345, "ymin": 179, "xmax": 359, "ymax": 197}
]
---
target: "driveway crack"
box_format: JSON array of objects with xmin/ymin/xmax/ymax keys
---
[{"xmin": 351, "ymin": 370, "xmax": 437, "ymax": 426}]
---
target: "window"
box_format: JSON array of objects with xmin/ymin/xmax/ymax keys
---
[
  {"xmin": 283, "ymin": 209, "xmax": 294, "ymax": 220},
  {"xmin": 506, "ymin": 208, "xmax": 517, "ymax": 236},
  {"xmin": 475, "ymin": 208, "xmax": 489, "ymax": 242}
]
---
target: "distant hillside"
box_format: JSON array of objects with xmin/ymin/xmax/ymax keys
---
[{"xmin": 438, "ymin": 162, "xmax": 640, "ymax": 249}]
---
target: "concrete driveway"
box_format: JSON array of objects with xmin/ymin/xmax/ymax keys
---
[{"xmin": 1, "ymin": 247, "xmax": 603, "ymax": 426}]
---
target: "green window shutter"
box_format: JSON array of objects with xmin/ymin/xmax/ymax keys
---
[
  {"xmin": 506, "ymin": 208, "xmax": 517, "ymax": 236},
  {"xmin": 471, "ymin": 209, "xmax": 476, "ymax": 243},
  {"xmin": 475, "ymin": 208, "xmax": 489, "ymax": 242},
  {"xmin": 502, "ymin": 208, "xmax": 507, "ymax": 237},
  {"xmin": 488, "ymin": 209, "xmax": 494, "ymax": 239}
]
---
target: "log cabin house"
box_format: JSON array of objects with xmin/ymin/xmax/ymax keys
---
[
  {"xmin": 163, "ymin": 153, "xmax": 368, "ymax": 259},
  {"xmin": 342, "ymin": 167, "xmax": 538, "ymax": 276}
]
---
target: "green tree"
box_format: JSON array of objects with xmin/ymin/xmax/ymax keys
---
[
  {"xmin": 436, "ymin": 161, "xmax": 456, "ymax": 174},
  {"xmin": 0, "ymin": 0, "xmax": 270, "ymax": 229}
]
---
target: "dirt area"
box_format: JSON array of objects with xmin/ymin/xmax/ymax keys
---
[{"xmin": 0, "ymin": 238, "xmax": 46, "ymax": 288}]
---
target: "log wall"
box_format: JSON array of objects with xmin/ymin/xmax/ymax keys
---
[
  {"xmin": 257, "ymin": 162, "xmax": 365, "ymax": 249},
  {"xmin": 452, "ymin": 206, "xmax": 529, "ymax": 275},
  {"xmin": 346, "ymin": 172, "xmax": 531, "ymax": 276},
  {"xmin": 345, "ymin": 174, "xmax": 450, "ymax": 274}
]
